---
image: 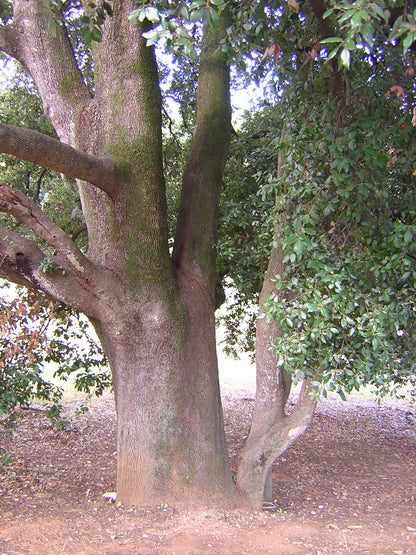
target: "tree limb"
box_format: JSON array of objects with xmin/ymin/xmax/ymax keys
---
[
  {"xmin": 0, "ymin": 225, "xmax": 98, "ymax": 314},
  {"xmin": 0, "ymin": 224, "xmax": 56, "ymax": 287},
  {"xmin": 0, "ymin": 229, "xmax": 38, "ymax": 289},
  {"xmin": 0, "ymin": 124, "xmax": 121, "ymax": 197},
  {"xmin": 172, "ymin": 12, "xmax": 231, "ymax": 297},
  {"xmin": 0, "ymin": 183, "xmax": 94, "ymax": 280},
  {"xmin": 12, "ymin": 0, "xmax": 92, "ymax": 134},
  {"xmin": 0, "ymin": 24, "xmax": 21, "ymax": 61}
]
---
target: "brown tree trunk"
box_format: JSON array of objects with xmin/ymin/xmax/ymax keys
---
[
  {"xmin": 236, "ymin": 231, "xmax": 317, "ymax": 509},
  {"xmin": 0, "ymin": 0, "xmax": 237, "ymax": 509},
  {"xmin": 94, "ymin": 272, "xmax": 236, "ymax": 508},
  {"xmin": 236, "ymin": 140, "xmax": 317, "ymax": 510}
]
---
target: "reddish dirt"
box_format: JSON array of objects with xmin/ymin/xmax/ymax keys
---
[{"xmin": 0, "ymin": 389, "xmax": 415, "ymax": 554}]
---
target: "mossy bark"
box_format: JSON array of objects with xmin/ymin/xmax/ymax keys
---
[
  {"xmin": 173, "ymin": 11, "xmax": 232, "ymax": 297},
  {"xmin": 0, "ymin": 0, "xmax": 238, "ymax": 509}
]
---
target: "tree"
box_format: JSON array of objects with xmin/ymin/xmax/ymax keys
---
[
  {"xmin": 0, "ymin": 0, "xmax": 414, "ymax": 511},
  {"xmin": 0, "ymin": 65, "xmax": 112, "ymax": 449},
  {"xmin": 0, "ymin": 0, "xmax": 238, "ymax": 508},
  {"xmin": 216, "ymin": 0, "xmax": 416, "ymax": 507}
]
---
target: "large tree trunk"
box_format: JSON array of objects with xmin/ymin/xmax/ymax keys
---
[
  {"xmin": 94, "ymin": 272, "xmax": 236, "ymax": 508},
  {"xmin": 0, "ymin": 0, "xmax": 237, "ymax": 509}
]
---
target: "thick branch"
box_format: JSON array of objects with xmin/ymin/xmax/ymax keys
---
[
  {"xmin": 0, "ymin": 124, "xmax": 121, "ymax": 197},
  {"xmin": 250, "ymin": 127, "xmax": 293, "ymax": 429},
  {"xmin": 9, "ymin": 0, "xmax": 92, "ymax": 142},
  {"xmin": 172, "ymin": 12, "xmax": 231, "ymax": 297},
  {"xmin": 0, "ymin": 24, "xmax": 21, "ymax": 60},
  {"xmin": 0, "ymin": 224, "xmax": 60, "ymax": 286},
  {"xmin": 0, "ymin": 228, "xmax": 38, "ymax": 289},
  {"xmin": 0, "ymin": 183, "xmax": 94, "ymax": 279},
  {"xmin": 0, "ymin": 225, "xmax": 98, "ymax": 314}
]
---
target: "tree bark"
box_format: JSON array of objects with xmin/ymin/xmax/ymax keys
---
[
  {"xmin": 236, "ymin": 135, "xmax": 317, "ymax": 510},
  {"xmin": 236, "ymin": 225, "xmax": 317, "ymax": 509},
  {"xmin": 0, "ymin": 0, "xmax": 237, "ymax": 509},
  {"xmin": 173, "ymin": 10, "xmax": 232, "ymax": 295},
  {"xmin": 237, "ymin": 378, "xmax": 316, "ymax": 510},
  {"xmin": 94, "ymin": 270, "xmax": 236, "ymax": 508},
  {"xmin": 0, "ymin": 124, "xmax": 120, "ymax": 196}
]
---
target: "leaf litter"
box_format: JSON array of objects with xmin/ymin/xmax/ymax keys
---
[{"xmin": 0, "ymin": 388, "xmax": 415, "ymax": 554}]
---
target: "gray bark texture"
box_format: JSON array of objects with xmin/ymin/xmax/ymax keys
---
[{"xmin": 0, "ymin": 0, "xmax": 237, "ymax": 509}]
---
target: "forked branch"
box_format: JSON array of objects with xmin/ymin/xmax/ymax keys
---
[
  {"xmin": 236, "ymin": 379, "xmax": 317, "ymax": 510},
  {"xmin": 0, "ymin": 224, "xmax": 100, "ymax": 315},
  {"xmin": 0, "ymin": 183, "xmax": 93, "ymax": 279}
]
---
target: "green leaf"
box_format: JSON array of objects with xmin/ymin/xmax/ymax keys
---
[
  {"xmin": 338, "ymin": 389, "xmax": 347, "ymax": 401},
  {"xmin": 190, "ymin": 7, "xmax": 207, "ymax": 22},
  {"xmin": 128, "ymin": 9, "xmax": 140, "ymax": 25},
  {"xmin": 143, "ymin": 6, "xmax": 160, "ymax": 23},
  {"xmin": 403, "ymin": 31, "xmax": 416, "ymax": 54},
  {"xmin": 326, "ymin": 45, "xmax": 341, "ymax": 61},
  {"xmin": 90, "ymin": 25, "xmax": 102, "ymax": 42},
  {"xmin": 189, "ymin": 0, "xmax": 205, "ymax": 8},
  {"xmin": 180, "ymin": 5, "xmax": 189, "ymax": 20},
  {"xmin": 320, "ymin": 36, "xmax": 343, "ymax": 44},
  {"xmin": 404, "ymin": 228, "xmax": 413, "ymax": 244},
  {"xmin": 340, "ymin": 48, "xmax": 351, "ymax": 68},
  {"xmin": 209, "ymin": 6, "xmax": 220, "ymax": 30},
  {"xmin": 142, "ymin": 28, "xmax": 159, "ymax": 46}
]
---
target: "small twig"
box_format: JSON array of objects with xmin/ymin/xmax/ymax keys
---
[
  {"xmin": 162, "ymin": 105, "xmax": 182, "ymax": 148},
  {"xmin": 19, "ymin": 406, "xmax": 47, "ymax": 413}
]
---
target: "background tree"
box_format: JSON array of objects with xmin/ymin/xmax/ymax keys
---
[{"xmin": 229, "ymin": 0, "xmax": 416, "ymax": 507}]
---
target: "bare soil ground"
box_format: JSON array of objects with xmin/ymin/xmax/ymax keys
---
[{"xmin": 0, "ymin": 380, "xmax": 415, "ymax": 554}]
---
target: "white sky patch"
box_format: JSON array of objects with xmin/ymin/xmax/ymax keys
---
[
  {"xmin": 231, "ymin": 83, "xmax": 264, "ymax": 125},
  {"xmin": 0, "ymin": 58, "xmax": 17, "ymax": 87}
]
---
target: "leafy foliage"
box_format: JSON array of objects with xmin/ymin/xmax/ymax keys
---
[
  {"xmin": 129, "ymin": 0, "xmax": 309, "ymax": 80},
  {"xmin": 0, "ymin": 285, "xmax": 110, "ymax": 441},
  {"xmin": 129, "ymin": 0, "xmax": 226, "ymax": 60},
  {"xmin": 322, "ymin": 0, "xmax": 416, "ymax": 66},
  {"xmin": 78, "ymin": 0, "xmax": 113, "ymax": 44},
  {"xmin": 261, "ymin": 54, "xmax": 416, "ymax": 399},
  {"xmin": 38, "ymin": 0, "xmax": 113, "ymax": 45},
  {"xmin": 217, "ymin": 105, "xmax": 279, "ymax": 357}
]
